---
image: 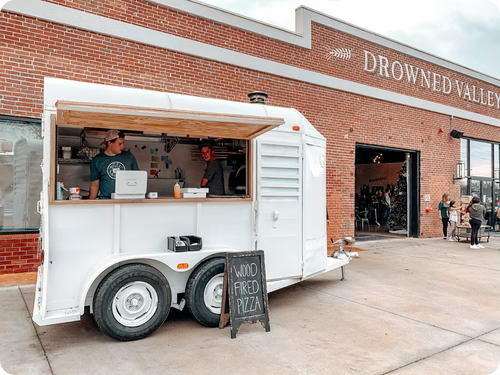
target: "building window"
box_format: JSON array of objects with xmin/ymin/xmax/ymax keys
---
[
  {"xmin": 0, "ymin": 119, "xmax": 42, "ymax": 234},
  {"xmin": 470, "ymin": 140, "xmax": 493, "ymax": 178},
  {"xmin": 460, "ymin": 178, "xmax": 468, "ymax": 197},
  {"xmin": 460, "ymin": 139, "xmax": 469, "ymax": 196},
  {"xmin": 495, "ymin": 144, "xmax": 499, "ymax": 180},
  {"xmin": 460, "ymin": 138, "xmax": 468, "ymax": 175}
]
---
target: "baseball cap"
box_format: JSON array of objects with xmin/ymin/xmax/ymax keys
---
[{"xmin": 100, "ymin": 129, "xmax": 121, "ymax": 145}]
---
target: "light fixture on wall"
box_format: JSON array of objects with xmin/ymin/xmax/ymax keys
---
[
  {"xmin": 450, "ymin": 129, "xmax": 464, "ymax": 139},
  {"xmin": 453, "ymin": 161, "xmax": 465, "ymax": 184}
]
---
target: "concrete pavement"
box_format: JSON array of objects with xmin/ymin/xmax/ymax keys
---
[{"xmin": 1, "ymin": 238, "xmax": 499, "ymax": 375}]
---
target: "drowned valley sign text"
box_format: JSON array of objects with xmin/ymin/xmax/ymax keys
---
[{"xmin": 363, "ymin": 50, "xmax": 500, "ymax": 110}]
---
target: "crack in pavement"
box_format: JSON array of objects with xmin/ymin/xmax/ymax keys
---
[
  {"xmin": 380, "ymin": 326, "xmax": 500, "ymax": 374},
  {"xmin": 475, "ymin": 330, "xmax": 500, "ymax": 348},
  {"xmin": 19, "ymin": 286, "xmax": 54, "ymax": 375},
  {"xmin": 477, "ymin": 339, "xmax": 500, "ymax": 348}
]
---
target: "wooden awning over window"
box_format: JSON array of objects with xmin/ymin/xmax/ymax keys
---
[{"xmin": 56, "ymin": 101, "xmax": 285, "ymax": 140}]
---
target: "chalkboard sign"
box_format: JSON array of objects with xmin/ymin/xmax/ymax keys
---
[{"xmin": 219, "ymin": 250, "xmax": 270, "ymax": 339}]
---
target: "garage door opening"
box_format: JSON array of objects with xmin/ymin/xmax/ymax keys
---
[{"xmin": 355, "ymin": 145, "xmax": 420, "ymax": 240}]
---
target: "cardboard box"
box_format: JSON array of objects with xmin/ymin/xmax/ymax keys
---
[{"xmin": 461, "ymin": 195, "xmax": 472, "ymax": 204}]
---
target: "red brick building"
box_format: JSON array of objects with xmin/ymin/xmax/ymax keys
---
[{"xmin": 0, "ymin": 0, "xmax": 499, "ymax": 274}]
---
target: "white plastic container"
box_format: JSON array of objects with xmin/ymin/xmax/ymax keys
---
[
  {"xmin": 180, "ymin": 188, "xmax": 209, "ymax": 193},
  {"xmin": 181, "ymin": 192, "xmax": 207, "ymax": 198},
  {"xmin": 69, "ymin": 187, "xmax": 81, "ymax": 200},
  {"xmin": 61, "ymin": 146, "xmax": 72, "ymax": 159}
]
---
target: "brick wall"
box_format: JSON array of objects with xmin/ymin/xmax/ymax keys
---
[
  {"xmin": 0, "ymin": 234, "xmax": 40, "ymax": 274},
  {"xmin": 0, "ymin": 2, "xmax": 499, "ymax": 274},
  {"xmin": 40, "ymin": 0, "xmax": 500, "ymax": 120}
]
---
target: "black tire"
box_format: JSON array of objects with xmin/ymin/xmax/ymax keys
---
[
  {"xmin": 93, "ymin": 264, "xmax": 171, "ymax": 341},
  {"xmin": 185, "ymin": 258, "xmax": 225, "ymax": 327}
]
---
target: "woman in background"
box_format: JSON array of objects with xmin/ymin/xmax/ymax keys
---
[
  {"xmin": 448, "ymin": 200, "xmax": 459, "ymax": 241},
  {"xmin": 467, "ymin": 197, "xmax": 486, "ymax": 249},
  {"xmin": 382, "ymin": 186, "xmax": 391, "ymax": 224},
  {"xmin": 496, "ymin": 199, "xmax": 500, "ymax": 232},
  {"xmin": 438, "ymin": 193, "xmax": 450, "ymax": 240}
]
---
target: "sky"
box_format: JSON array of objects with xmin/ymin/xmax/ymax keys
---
[{"xmin": 199, "ymin": 0, "xmax": 500, "ymax": 80}]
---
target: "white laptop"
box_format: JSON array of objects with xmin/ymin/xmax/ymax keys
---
[{"xmin": 111, "ymin": 170, "xmax": 148, "ymax": 199}]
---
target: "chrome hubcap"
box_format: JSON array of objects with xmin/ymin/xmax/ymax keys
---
[
  {"xmin": 203, "ymin": 273, "xmax": 224, "ymax": 314},
  {"xmin": 112, "ymin": 281, "xmax": 158, "ymax": 327}
]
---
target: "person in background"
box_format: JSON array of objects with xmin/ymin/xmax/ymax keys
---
[
  {"xmin": 382, "ymin": 186, "xmax": 391, "ymax": 224},
  {"xmin": 200, "ymin": 145, "xmax": 225, "ymax": 196},
  {"xmin": 359, "ymin": 192, "xmax": 368, "ymax": 211},
  {"xmin": 467, "ymin": 196, "xmax": 486, "ymax": 249},
  {"xmin": 89, "ymin": 130, "xmax": 139, "ymax": 199},
  {"xmin": 496, "ymin": 199, "xmax": 500, "ymax": 232},
  {"xmin": 354, "ymin": 193, "xmax": 360, "ymax": 208},
  {"xmin": 376, "ymin": 190, "xmax": 384, "ymax": 224},
  {"xmin": 448, "ymin": 200, "xmax": 459, "ymax": 242},
  {"xmin": 438, "ymin": 193, "xmax": 450, "ymax": 240}
]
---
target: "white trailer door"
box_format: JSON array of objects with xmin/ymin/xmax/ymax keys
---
[
  {"xmin": 257, "ymin": 136, "xmax": 302, "ymax": 280},
  {"xmin": 302, "ymin": 140, "xmax": 327, "ymax": 277},
  {"xmin": 36, "ymin": 112, "xmax": 54, "ymax": 321}
]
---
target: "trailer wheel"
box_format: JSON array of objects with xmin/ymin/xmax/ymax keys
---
[
  {"xmin": 93, "ymin": 264, "xmax": 171, "ymax": 341},
  {"xmin": 185, "ymin": 258, "xmax": 225, "ymax": 327}
]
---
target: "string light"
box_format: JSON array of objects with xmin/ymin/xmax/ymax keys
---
[{"xmin": 372, "ymin": 152, "xmax": 383, "ymax": 163}]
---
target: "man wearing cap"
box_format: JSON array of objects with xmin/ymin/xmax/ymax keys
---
[{"xmin": 89, "ymin": 130, "xmax": 139, "ymax": 199}]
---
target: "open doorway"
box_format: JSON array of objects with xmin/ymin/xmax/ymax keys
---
[{"xmin": 355, "ymin": 144, "xmax": 419, "ymax": 240}]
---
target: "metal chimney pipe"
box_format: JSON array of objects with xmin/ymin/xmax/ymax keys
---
[{"xmin": 248, "ymin": 91, "xmax": 269, "ymax": 105}]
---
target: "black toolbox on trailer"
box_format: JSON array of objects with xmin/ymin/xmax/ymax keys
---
[{"xmin": 167, "ymin": 236, "xmax": 203, "ymax": 252}]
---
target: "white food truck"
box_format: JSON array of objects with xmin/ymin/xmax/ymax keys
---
[{"xmin": 33, "ymin": 78, "xmax": 348, "ymax": 341}]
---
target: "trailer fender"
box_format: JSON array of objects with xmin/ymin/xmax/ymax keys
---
[{"xmin": 78, "ymin": 251, "xmax": 233, "ymax": 315}]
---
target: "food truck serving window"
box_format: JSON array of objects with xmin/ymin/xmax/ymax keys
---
[{"xmin": 50, "ymin": 102, "xmax": 284, "ymax": 205}]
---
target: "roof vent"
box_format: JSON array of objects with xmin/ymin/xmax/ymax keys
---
[{"xmin": 248, "ymin": 91, "xmax": 269, "ymax": 105}]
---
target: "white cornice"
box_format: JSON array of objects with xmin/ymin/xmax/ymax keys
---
[
  {"xmin": 148, "ymin": 0, "xmax": 306, "ymax": 46},
  {"xmin": 147, "ymin": 0, "xmax": 500, "ymax": 88},
  {"xmin": 2, "ymin": 0, "xmax": 500, "ymax": 129}
]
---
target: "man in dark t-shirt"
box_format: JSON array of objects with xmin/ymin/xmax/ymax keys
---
[
  {"xmin": 89, "ymin": 130, "xmax": 139, "ymax": 199},
  {"xmin": 200, "ymin": 145, "xmax": 224, "ymax": 195}
]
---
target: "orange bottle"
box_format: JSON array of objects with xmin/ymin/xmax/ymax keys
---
[{"xmin": 174, "ymin": 182, "xmax": 181, "ymax": 199}]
